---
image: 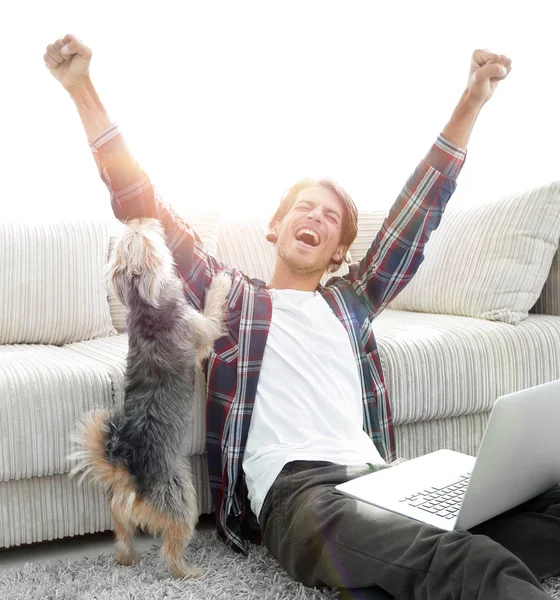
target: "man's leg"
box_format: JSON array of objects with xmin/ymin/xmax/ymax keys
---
[
  {"xmin": 470, "ymin": 483, "xmax": 560, "ymax": 579},
  {"xmin": 259, "ymin": 460, "xmax": 550, "ymax": 599}
]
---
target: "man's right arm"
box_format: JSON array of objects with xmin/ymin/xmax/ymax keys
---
[
  {"xmin": 88, "ymin": 120, "xmax": 227, "ymax": 310},
  {"xmin": 45, "ymin": 35, "xmax": 225, "ymax": 310}
]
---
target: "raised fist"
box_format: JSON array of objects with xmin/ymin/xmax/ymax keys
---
[
  {"xmin": 466, "ymin": 49, "xmax": 512, "ymax": 107},
  {"xmin": 44, "ymin": 34, "xmax": 92, "ymax": 91}
]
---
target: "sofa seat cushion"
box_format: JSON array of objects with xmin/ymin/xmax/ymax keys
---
[
  {"xmin": 62, "ymin": 335, "xmax": 208, "ymax": 455},
  {"xmin": 61, "ymin": 334, "xmax": 128, "ymax": 406},
  {"xmin": 0, "ymin": 453, "xmax": 213, "ymax": 548},
  {"xmin": 374, "ymin": 309, "xmax": 560, "ymax": 426},
  {"xmin": 0, "ymin": 345, "xmax": 114, "ymax": 482}
]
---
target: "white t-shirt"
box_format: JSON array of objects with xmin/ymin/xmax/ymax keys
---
[{"xmin": 242, "ymin": 288, "xmax": 386, "ymax": 522}]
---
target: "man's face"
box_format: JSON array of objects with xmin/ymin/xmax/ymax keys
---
[{"xmin": 271, "ymin": 185, "xmax": 347, "ymax": 276}]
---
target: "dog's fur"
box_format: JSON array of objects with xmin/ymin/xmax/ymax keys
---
[{"xmin": 68, "ymin": 218, "xmax": 230, "ymax": 579}]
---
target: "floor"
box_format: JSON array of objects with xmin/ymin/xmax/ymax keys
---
[{"xmin": 0, "ymin": 513, "xmax": 216, "ymax": 572}]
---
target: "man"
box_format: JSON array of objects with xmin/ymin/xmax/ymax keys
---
[{"xmin": 45, "ymin": 34, "xmax": 560, "ymax": 599}]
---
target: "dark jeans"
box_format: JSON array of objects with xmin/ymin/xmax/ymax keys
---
[{"xmin": 260, "ymin": 460, "xmax": 560, "ymax": 599}]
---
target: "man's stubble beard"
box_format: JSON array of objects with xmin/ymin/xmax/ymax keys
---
[{"xmin": 277, "ymin": 242, "xmax": 327, "ymax": 277}]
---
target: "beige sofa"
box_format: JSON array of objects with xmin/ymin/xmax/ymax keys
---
[{"xmin": 1, "ymin": 182, "xmax": 559, "ymax": 549}]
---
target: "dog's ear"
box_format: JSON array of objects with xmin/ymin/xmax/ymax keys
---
[
  {"xmin": 104, "ymin": 253, "xmax": 129, "ymax": 307},
  {"xmin": 111, "ymin": 267, "xmax": 130, "ymax": 306},
  {"xmin": 135, "ymin": 257, "xmax": 165, "ymax": 308},
  {"xmin": 131, "ymin": 221, "xmax": 172, "ymax": 307}
]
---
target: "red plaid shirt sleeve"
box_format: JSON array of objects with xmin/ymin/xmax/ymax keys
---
[
  {"xmin": 347, "ymin": 135, "xmax": 466, "ymax": 317},
  {"xmin": 89, "ymin": 124, "xmax": 225, "ymax": 310}
]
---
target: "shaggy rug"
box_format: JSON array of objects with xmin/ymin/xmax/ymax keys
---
[{"xmin": 1, "ymin": 530, "xmax": 560, "ymax": 599}]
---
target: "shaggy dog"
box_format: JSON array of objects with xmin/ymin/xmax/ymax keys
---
[{"xmin": 68, "ymin": 218, "xmax": 230, "ymax": 579}]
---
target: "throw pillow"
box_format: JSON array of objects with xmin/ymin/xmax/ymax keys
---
[
  {"xmin": 532, "ymin": 249, "xmax": 560, "ymax": 316},
  {"xmin": 387, "ymin": 181, "xmax": 560, "ymax": 324}
]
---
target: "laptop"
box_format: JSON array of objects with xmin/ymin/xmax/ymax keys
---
[{"xmin": 335, "ymin": 378, "xmax": 560, "ymax": 531}]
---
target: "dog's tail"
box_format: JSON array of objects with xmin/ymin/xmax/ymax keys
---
[{"xmin": 67, "ymin": 409, "xmax": 131, "ymax": 496}]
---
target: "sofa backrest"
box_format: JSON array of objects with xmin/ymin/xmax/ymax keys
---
[
  {"xmin": 215, "ymin": 213, "xmax": 351, "ymax": 286},
  {"xmin": 1, "ymin": 221, "xmax": 116, "ymax": 345},
  {"xmin": 106, "ymin": 206, "xmax": 560, "ymax": 333},
  {"xmin": 107, "ymin": 211, "xmax": 367, "ymax": 333},
  {"xmin": 348, "ymin": 211, "xmax": 387, "ymax": 263}
]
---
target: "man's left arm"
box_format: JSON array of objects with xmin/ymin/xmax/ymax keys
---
[{"xmin": 348, "ymin": 49, "xmax": 512, "ymax": 319}]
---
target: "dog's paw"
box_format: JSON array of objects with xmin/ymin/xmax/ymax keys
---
[
  {"xmin": 210, "ymin": 272, "xmax": 232, "ymax": 303},
  {"xmin": 115, "ymin": 550, "xmax": 141, "ymax": 566},
  {"xmin": 171, "ymin": 563, "xmax": 204, "ymax": 580}
]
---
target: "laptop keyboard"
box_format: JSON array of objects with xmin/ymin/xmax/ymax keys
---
[{"xmin": 399, "ymin": 472, "xmax": 471, "ymax": 519}]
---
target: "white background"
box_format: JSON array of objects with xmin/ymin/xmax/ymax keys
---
[{"xmin": 1, "ymin": 0, "xmax": 558, "ymax": 222}]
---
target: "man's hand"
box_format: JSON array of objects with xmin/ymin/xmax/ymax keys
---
[
  {"xmin": 465, "ymin": 49, "xmax": 512, "ymax": 108},
  {"xmin": 44, "ymin": 34, "xmax": 110, "ymax": 142},
  {"xmin": 441, "ymin": 49, "xmax": 512, "ymax": 149},
  {"xmin": 44, "ymin": 34, "xmax": 92, "ymax": 92}
]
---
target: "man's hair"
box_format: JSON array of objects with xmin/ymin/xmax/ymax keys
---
[{"xmin": 266, "ymin": 178, "xmax": 359, "ymax": 274}]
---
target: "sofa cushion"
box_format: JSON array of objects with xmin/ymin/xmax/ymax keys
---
[
  {"xmin": 387, "ymin": 182, "xmax": 560, "ymax": 324},
  {"xmin": 63, "ymin": 335, "xmax": 208, "ymax": 455},
  {"xmin": 107, "ymin": 212, "xmax": 220, "ymax": 333},
  {"xmin": 395, "ymin": 412, "xmax": 490, "ymax": 460},
  {"xmin": 216, "ymin": 213, "xmax": 351, "ymax": 286},
  {"xmin": 0, "ymin": 454, "xmax": 213, "ymax": 548},
  {"xmin": 348, "ymin": 211, "xmax": 387, "ymax": 263},
  {"xmin": 373, "ymin": 309, "xmax": 560, "ymax": 426},
  {"xmin": 0, "ymin": 345, "xmax": 114, "ymax": 482},
  {"xmin": 0, "ymin": 221, "xmax": 115, "ymax": 345},
  {"xmin": 532, "ymin": 248, "xmax": 559, "ymax": 316}
]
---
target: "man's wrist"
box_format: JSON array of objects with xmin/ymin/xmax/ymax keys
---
[{"xmin": 67, "ymin": 75, "xmax": 96, "ymax": 102}]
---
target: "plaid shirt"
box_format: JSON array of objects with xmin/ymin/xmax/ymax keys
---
[{"xmin": 90, "ymin": 125, "xmax": 466, "ymax": 555}]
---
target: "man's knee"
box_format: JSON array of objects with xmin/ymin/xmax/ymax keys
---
[{"xmin": 415, "ymin": 530, "xmax": 540, "ymax": 597}]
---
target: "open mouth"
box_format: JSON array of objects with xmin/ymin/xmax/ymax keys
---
[{"xmin": 294, "ymin": 228, "xmax": 321, "ymax": 247}]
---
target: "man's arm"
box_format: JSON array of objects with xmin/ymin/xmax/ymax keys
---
[
  {"xmin": 44, "ymin": 34, "xmax": 225, "ymax": 310},
  {"xmin": 442, "ymin": 49, "xmax": 512, "ymax": 148},
  {"xmin": 68, "ymin": 75, "xmax": 112, "ymax": 143},
  {"xmin": 347, "ymin": 49, "xmax": 511, "ymax": 319}
]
